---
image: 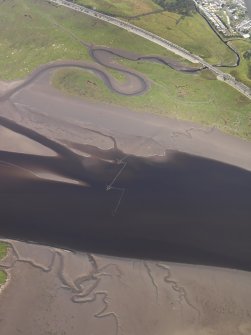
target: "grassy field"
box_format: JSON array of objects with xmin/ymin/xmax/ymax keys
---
[
  {"xmin": 0, "ymin": 0, "xmax": 177, "ymax": 81},
  {"xmin": 224, "ymin": 39, "xmax": 251, "ymax": 88},
  {"xmin": 0, "ymin": 242, "xmax": 8, "ymax": 286},
  {"xmin": 129, "ymin": 11, "xmax": 237, "ymax": 65},
  {"xmin": 72, "ymin": 0, "xmax": 251, "ymax": 87},
  {"xmin": 1, "ymin": 0, "xmax": 250, "ymax": 140},
  {"xmin": 75, "ymin": 0, "xmax": 236, "ymax": 66},
  {"xmin": 52, "ymin": 61, "xmax": 251, "ymax": 140},
  {"xmin": 75, "ymin": 0, "xmax": 161, "ymax": 16},
  {"xmin": 0, "ymin": 0, "xmax": 244, "ymax": 80}
]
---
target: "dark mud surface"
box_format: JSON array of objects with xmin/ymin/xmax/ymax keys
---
[
  {"xmin": 0, "ymin": 119, "xmax": 251, "ymax": 271},
  {"xmin": 0, "ymin": 44, "xmax": 250, "ymax": 272},
  {"xmin": 0, "ymin": 11, "xmax": 251, "ymax": 335}
]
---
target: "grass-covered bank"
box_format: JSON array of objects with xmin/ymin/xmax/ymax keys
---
[
  {"xmin": 1, "ymin": 0, "xmax": 250, "ymax": 142},
  {"xmin": 76, "ymin": 0, "xmax": 160, "ymax": 16},
  {"xmin": 0, "ymin": 0, "xmax": 175, "ymax": 81},
  {"xmin": 0, "ymin": 242, "xmax": 9, "ymax": 286},
  {"xmin": 52, "ymin": 63, "xmax": 251, "ymax": 140},
  {"xmin": 129, "ymin": 11, "xmax": 236, "ymax": 66},
  {"xmin": 75, "ymin": 0, "xmax": 236, "ymax": 66},
  {"xmin": 74, "ymin": 0, "xmax": 251, "ymax": 88},
  {"xmin": 0, "ymin": 242, "xmax": 8, "ymax": 260},
  {"xmin": 224, "ymin": 39, "xmax": 251, "ymax": 89},
  {"xmin": 0, "ymin": 271, "xmax": 7, "ymax": 287}
]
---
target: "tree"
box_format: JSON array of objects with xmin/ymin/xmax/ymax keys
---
[
  {"xmin": 154, "ymin": 0, "xmax": 195, "ymax": 16},
  {"xmin": 243, "ymin": 50, "xmax": 251, "ymax": 60}
]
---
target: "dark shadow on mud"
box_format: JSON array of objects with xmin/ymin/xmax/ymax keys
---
[{"xmin": 0, "ymin": 140, "xmax": 251, "ymax": 271}]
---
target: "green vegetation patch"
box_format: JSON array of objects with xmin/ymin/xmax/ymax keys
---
[
  {"xmin": 0, "ymin": 242, "xmax": 8, "ymax": 260},
  {"xmin": 0, "ymin": 0, "xmax": 239, "ymax": 83},
  {"xmin": 0, "ymin": 242, "xmax": 9, "ymax": 286},
  {"xmin": 69, "ymin": 0, "xmax": 236, "ymax": 67},
  {"xmin": 0, "ymin": 0, "xmax": 90, "ymax": 80},
  {"xmin": 129, "ymin": 11, "xmax": 237, "ymax": 65},
  {"xmin": 224, "ymin": 39, "xmax": 251, "ymax": 88},
  {"xmin": 154, "ymin": 0, "xmax": 195, "ymax": 16},
  {"xmin": 0, "ymin": 0, "xmax": 175, "ymax": 81},
  {"xmin": 52, "ymin": 63, "xmax": 251, "ymax": 140},
  {"xmin": 53, "ymin": 68, "xmax": 110, "ymax": 99},
  {"xmin": 0, "ymin": 271, "xmax": 7, "ymax": 286},
  {"xmin": 75, "ymin": 0, "xmax": 160, "ymax": 17}
]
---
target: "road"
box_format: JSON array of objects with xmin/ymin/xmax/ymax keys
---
[{"xmin": 48, "ymin": 0, "xmax": 251, "ymax": 100}]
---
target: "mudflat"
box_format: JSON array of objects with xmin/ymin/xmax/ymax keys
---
[
  {"xmin": 0, "ymin": 43, "xmax": 250, "ymax": 335},
  {"xmin": 0, "ymin": 239, "xmax": 251, "ymax": 335},
  {"xmin": 0, "ymin": 52, "xmax": 250, "ymax": 271}
]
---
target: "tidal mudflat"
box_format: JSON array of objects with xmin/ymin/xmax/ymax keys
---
[
  {"xmin": 0, "ymin": 45, "xmax": 251, "ymax": 334},
  {"xmin": 0, "ymin": 239, "xmax": 251, "ymax": 335},
  {"xmin": 0, "ymin": 53, "xmax": 251, "ymax": 269}
]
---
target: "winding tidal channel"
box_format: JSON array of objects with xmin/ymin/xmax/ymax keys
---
[
  {"xmin": 1, "ymin": 46, "xmax": 202, "ymax": 100},
  {"xmin": 0, "ymin": 45, "xmax": 251, "ymax": 272}
]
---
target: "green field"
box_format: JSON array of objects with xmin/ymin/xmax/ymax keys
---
[
  {"xmin": 129, "ymin": 11, "xmax": 237, "ymax": 65},
  {"xmin": 71, "ymin": 0, "xmax": 251, "ymax": 87},
  {"xmin": 0, "ymin": 0, "xmax": 177, "ymax": 80},
  {"xmin": 0, "ymin": 242, "xmax": 8, "ymax": 286},
  {"xmin": 76, "ymin": 0, "xmax": 237, "ymax": 66},
  {"xmin": 0, "ymin": 0, "xmax": 245, "ymax": 81},
  {"xmin": 52, "ymin": 61, "xmax": 251, "ymax": 140},
  {"xmin": 224, "ymin": 39, "xmax": 251, "ymax": 88},
  {"xmin": 76, "ymin": 0, "xmax": 160, "ymax": 16},
  {"xmin": 1, "ymin": 0, "xmax": 250, "ymax": 141}
]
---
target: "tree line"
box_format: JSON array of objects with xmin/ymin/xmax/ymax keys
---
[{"xmin": 153, "ymin": 0, "xmax": 195, "ymax": 16}]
